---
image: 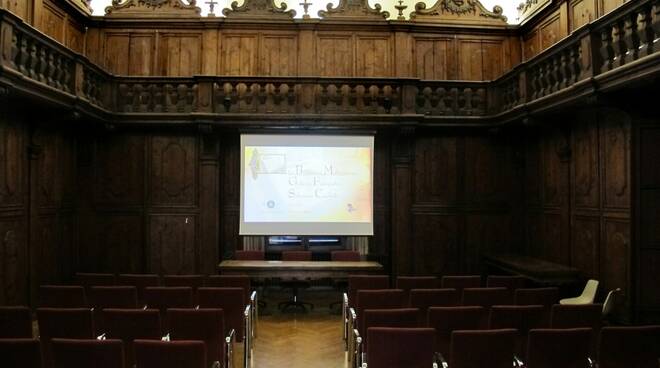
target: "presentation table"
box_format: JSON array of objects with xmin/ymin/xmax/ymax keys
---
[{"xmin": 218, "ymin": 260, "xmax": 384, "ymax": 279}]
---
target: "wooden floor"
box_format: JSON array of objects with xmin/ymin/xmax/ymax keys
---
[{"xmin": 249, "ymin": 287, "xmax": 348, "ymax": 368}]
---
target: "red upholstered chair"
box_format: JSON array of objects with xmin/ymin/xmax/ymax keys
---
[
  {"xmin": 0, "ymin": 338, "xmax": 42, "ymax": 368},
  {"xmin": 167, "ymin": 308, "xmax": 229, "ymax": 368},
  {"xmin": 440, "ymin": 275, "xmax": 481, "ymax": 293},
  {"xmin": 117, "ymin": 274, "xmax": 160, "ymax": 306},
  {"xmin": 461, "ymin": 287, "xmax": 511, "ymax": 307},
  {"xmin": 162, "ymin": 275, "xmax": 205, "ymax": 290},
  {"xmin": 396, "ymin": 276, "xmax": 438, "ymax": 303},
  {"xmin": 360, "ymin": 308, "xmax": 420, "ymax": 358},
  {"xmin": 365, "ymin": 327, "xmax": 436, "ymax": 368},
  {"xmin": 234, "ymin": 250, "xmax": 265, "ymax": 260},
  {"xmin": 102, "ymin": 308, "xmax": 162, "ymax": 368},
  {"xmin": 448, "ymin": 328, "xmax": 517, "ymax": 368},
  {"xmin": 197, "ymin": 287, "xmax": 247, "ymax": 342},
  {"xmin": 347, "ymin": 275, "xmax": 390, "ymax": 309},
  {"xmin": 144, "ymin": 287, "xmax": 193, "ymax": 332},
  {"xmin": 75, "ymin": 273, "xmax": 116, "ymax": 290},
  {"xmin": 488, "ymin": 305, "xmax": 546, "ymax": 357},
  {"xmin": 515, "ymin": 287, "xmax": 559, "ymax": 326},
  {"xmin": 51, "ymin": 338, "xmax": 125, "ymax": 368},
  {"xmin": 39, "ymin": 285, "xmax": 87, "ymax": 308},
  {"xmin": 525, "ymin": 328, "xmax": 593, "ymax": 368},
  {"xmin": 331, "ymin": 250, "xmax": 361, "ymax": 261},
  {"xmin": 550, "ymin": 304, "xmax": 602, "ymax": 329},
  {"xmin": 427, "ymin": 306, "xmax": 485, "ymax": 359},
  {"xmin": 279, "ymin": 251, "xmax": 314, "ymax": 311},
  {"xmin": 355, "ymin": 289, "xmax": 407, "ymax": 337},
  {"xmin": 487, "ymin": 275, "xmax": 527, "ymax": 302},
  {"xmin": 88, "ymin": 286, "xmax": 138, "ymax": 332},
  {"xmin": 0, "ymin": 306, "xmax": 33, "ymax": 338},
  {"xmin": 598, "ymin": 325, "xmax": 660, "ymax": 368},
  {"xmin": 409, "ymin": 288, "xmax": 460, "ymax": 319},
  {"xmin": 134, "ymin": 340, "xmax": 206, "ymax": 368},
  {"xmin": 37, "ymin": 308, "xmax": 95, "ymax": 368},
  {"xmin": 205, "ymin": 275, "xmax": 251, "ymax": 306}
]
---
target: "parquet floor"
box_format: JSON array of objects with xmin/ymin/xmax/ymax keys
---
[{"xmin": 249, "ymin": 287, "xmax": 348, "ymax": 368}]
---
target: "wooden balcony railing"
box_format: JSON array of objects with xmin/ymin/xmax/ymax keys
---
[{"xmin": 0, "ymin": 0, "xmax": 658, "ymax": 126}]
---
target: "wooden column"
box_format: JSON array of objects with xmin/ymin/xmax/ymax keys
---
[{"xmin": 391, "ymin": 126, "xmax": 415, "ymax": 276}]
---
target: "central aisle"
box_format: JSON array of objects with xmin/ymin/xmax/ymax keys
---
[{"xmin": 250, "ymin": 289, "xmax": 348, "ymax": 368}]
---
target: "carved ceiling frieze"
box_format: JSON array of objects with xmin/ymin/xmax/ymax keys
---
[
  {"xmin": 222, "ymin": 0, "xmax": 296, "ymax": 19},
  {"xmin": 318, "ymin": 0, "xmax": 389, "ymax": 21},
  {"xmin": 410, "ymin": 0, "xmax": 507, "ymax": 26},
  {"xmin": 105, "ymin": 0, "xmax": 201, "ymax": 17}
]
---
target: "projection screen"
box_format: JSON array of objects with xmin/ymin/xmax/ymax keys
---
[{"xmin": 240, "ymin": 134, "xmax": 374, "ymax": 236}]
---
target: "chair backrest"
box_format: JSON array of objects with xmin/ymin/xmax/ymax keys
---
[
  {"xmin": 281, "ymin": 251, "xmax": 312, "ymax": 261},
  {"xmin": 134, "ymin": 340, "xmax": 206, "ymax": 368},
  {"xmin": 461, "ymin": 287, "xmax": 511, "ymax": 308},
  {"xmin": 205, "ymin": 275, "xmax": 251, "ymax": 305},
  {"xmin": 234, "ymin": 250, "xmax": 265, "ymax": 260},
  {"xmin": 117, "ymin": 274, "xmax": 160, "ymax": 305},
  {"xmin": 102, "ymin": 308, "xmax": 162, "ymax": 368},
  {"xmin": 550, "ymin": 304, "xmax": 602, "ymax": 329},
  {"xmin": 526, "ymin": 328, "xmax": 593, "ymax": 368},
  {"xmin": 396, "ymin": 277, "xmax": 438, "ymax": 302},
  {"xmin": 449, "ymin": 328, "xmax": 516, "ymax": 368},
  {"xmin": 427, "ymin": 306, "xmax": 485, "ymax": 359},
  {"xmin": 347, "ymin": 275, "xmax": 390, "ymax": 308},
  {"xmin": 197, "ymin": 287, "xmax": 246, "ymax": 341},
  {"xmin": 578, "ymin": 279, "xmax": 599, "ymax": 303},
  {"xmin": 162, "ymin": 275, "xmax": 205, "ymax": 290},
  {"xmin": 0, "ymin": 306, "xmax": 33, "ymax": 338},
  {"xmin": 409, "ymin": 289, "xmax": 459, "ymax": 319},
  {"xmin": 515, "ymin": 287, "xmax": 559, "ymax": 306},
  {"xmin": 52, "ymin": 338, "xmax": 125, "ymax": 368},
  {"xmin": 143, "ymin": 287, "xmax": 193, "ymax": 311},
  {"xmin": 0, "ymin": 338, "xmax": 42, "ymax": 368},
  {"xmin": 330, "ymin": 250, "xmax": 361, "ymax": 262},
  {"xmin": 489, "ymin": 305, "xmax": 547, "ymax": 357},
  {"xmin": 88, "ymin": 286, "xmax": 139, "ymax": 332},
  {"xmin": 37, "ymin": 308, "xmax": 95, "ymax": 368},
  {"xmin": 601, "ymin": 288, "xmax": 621, "ymax": 317},
  {"xmin": 167, "ymin": 308, "xmax": 226, "ymax": 368},
  {"xmin": 39, "ymin": 285, "xmax": 87, "ymax": 308},
  {"xmin": 598, "ymin": 325, "xmax": 660, "ymax": 368},
  {"xmin": 486, "ymin": 275, "xmax": 527, "ymax": 290},
  {"xmin": 356, "ymin": 289, "xmax": 406, "ymax": 335},
  {"xmin": 366, "ymin": 327, "xmax": 436, "ymax": 368},
  {"xmin": 362, "ymin": 308, "xmax": 420, "ymax": 353},
  {"xmin": 75, "ymin": 273, "xmax": 116, "ymax": 289},
  {"xmin": 440, "ymin": 275, "xmax": 481, "ymax": 291}
]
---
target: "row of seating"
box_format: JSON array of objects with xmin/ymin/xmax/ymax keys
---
[
  {"xmin": 361, "ymin": 325, "xmax": 660, "ymax": 368},
  {"xmin": 1, "ymin": 337, "xmax": 213, "ymax": 368}
]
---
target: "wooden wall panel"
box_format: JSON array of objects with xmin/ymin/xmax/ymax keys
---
[
  {"xmin": 457, "ymin": 40, "xmax": 482, "ymax": 81},
  {"xmin": 465, "ymin": 136, "xmax": 510, "ymax": 204},
  {"xmin": 600, "ymin": 0, "xmax": 626, "ymax": 14},
  {"xmin": 65, "ymin": 19, "xmax": 84, "ymax": 54},
  {"xmin": 482, "ymin": 41, "xmax": 504, "ymax": 81},
  {"xmin": 414, "ymin": 136, "xmax": 458, "ymax": 204},
  {"xmin": 158, "ymin": 34, "xmax": 202, "ymax": 76},
  {"xmin": 149, "ymin": 215, "xmax": 196, "ymax": 274},
  {"xmin": 40, "ymin": 0, "xmax": 65, "ymax": 43},
  {"xmin": 128, "ymin": 34, "xmax": 154, "ymax": 76},
  {"xmin": 317, "ymin": 35, "xmax": 353, "ymax": 77},
  {"xmin": 412, "ymin": 214, "xmax": 459, "ymax": 275},
  {"xmin": 150, "ymin": 136, "xmax": 197, "ymax": 207},
  {"xmin": 0, "ymin": 121, "xmax": 24, "ymax": 208},
  {"xmin": 221, "ymin": 34, "xmax": 258, "ymax": 76},
  {"xmin": 1, "ymin": 0, "xmax": 30, "ymax": 21},
  {"xmin": 570, "ymin": 0, "xmax": 598, "ymax": 30},
  {"xmin": 601, "ymin": 218, "xmax": 629, "ymax": 292},
  {"xmin": 261, "ymin": 35, "xmax": 298, "ymax": 76},
  {"xmin": 465, "ymin": 214, "xmax": 511, "ymax": 273},
  {"xmin": 356, "ymin": 36, "xmax": 391, "ymax": 77},
  {"xmin": 573, "ymin": 120, "xmax": 600, "ymax": 208},
  {"xmin": 95, "ymin": 134, "xmax": 145, "ymax": 206},
  {"xmin": 540, "ymin": 13, "xmax": 563, "ymax": 51},
  {"xmin": 105, "ymin": 34, "xmax": 130, "ymax": 75},
  {"xmin": 572, "ymin": 216, "xmax": 599, "ymax": 278},
  {"xmin": 413, "ymin": 38, "xmax": 455, "ymax": 80},
  {"xmin": 78, "ymin": 214, "xmax": 143, "ymax": 273},
  {"xmin": 0, "ymin": 218, "xmax": 28, "ymax": 305},
  {"xmin": 601, "ymin": 113, "xmax": 630, "ymax": 210}
]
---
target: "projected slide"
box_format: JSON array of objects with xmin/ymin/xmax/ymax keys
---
[{"xmin": 240, "ymin": 135, "xmax": 374, "ymax": 236}]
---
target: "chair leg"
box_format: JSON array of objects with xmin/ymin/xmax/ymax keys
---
[{"xmin": 278, "ymin": 284, "xmax": 314, "ymax": 312}]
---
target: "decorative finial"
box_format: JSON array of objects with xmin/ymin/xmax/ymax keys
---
[
  {"xmin": 299, "ymin": 0, "xmax": 312, "ymax": 19},
  {"xmin": 206, "ymin": 0, "xmax": 218, "ymax": 16},
  {"xmin": 394, "ymin": 0, "xmax": 407, "ymax": 20}
]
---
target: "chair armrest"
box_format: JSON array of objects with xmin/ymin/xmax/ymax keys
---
[
  {"xmin": 513, "ymin": 354, "xmax": 524, "ymax": 367},
  {"xmin": 353, "ymin": 328, "xmax": 363, "ymax": 368},
  {"xmin": 225, "ymin": 328, "xmax": 236, "ymax": 368},
  {"xmin": 249, "ymin": 291, "xmax": 258, "ymax": 339},
  {"xmin": 96, "ymin": 333, "xmax": 106, "ymax": 340},
  {"xmin": 243, "ymin": 305, "xmax": 252, "ymax": 366},
  {"xmin": 342, "ymin": 292, "xmax": 349, "ymax": 348},
  {"xmin": 587, "ymin": 357, "xmax": 595, "ymax": 368},
  {"xmin": 161, "ymin": 333, "xmax": 170, "ymax": 342},
  {"xmin": 434, "ymin": 352, "xmax": 448, "ymax": 368}
]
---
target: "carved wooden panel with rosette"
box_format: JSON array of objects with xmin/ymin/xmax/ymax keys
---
[
  {"xmin": 149, "ymin": 215, "xmax": 197, "ymax": 274},
  {"xmin": 572, "ymin": 119, "xmax": 600, "ymax": 209},
  {"xmin": 601, "ymin": 113, "xmax": 630, "ymax": 210},
  {"xmin": 150, "ymin": 136, "xmax": 197, "ymax": 207}
]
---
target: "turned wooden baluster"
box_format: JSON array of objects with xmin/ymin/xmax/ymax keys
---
[
  {"xmin": 623, "ymin": 11, "xmax": 641, "ymax": 64},
  {"xmin": 612, "ymin": 19, "xmax": 628, "ymax": 67},
  {"xmin": 17, "ymin": 36, "xmax": 28, "ymax": 75},
  {"xmin": 62, "ymin": 59, "xmax": 72, "ymax": 93},
  {"xmin": 367, "ymin": 85, "xmax": 379, "ymax": 113},
  {"xmin": 176, "ymin": 84, "xmax": 188, "ymax": 112},
  {"xmin": 347, "ymin": 84, "xmax": 359, "ymax": 111},
  {"xmin": 52, "ymin": 55, "xmax": 63, "ymax": 90},
  {"xmin": 27, "ymin": 42, "xmax": 37, "ymax": 79},
  {"xmin": 638, "ymin": 4, "xmax": 655, "ymax": 57},
  {"xmin": 600, "ymin": 25, "xmax": 615, "ymax": 71},
  {"xmin": 551, "ymin": 55, "xmax": 560, "ymax": 93},
  {"xmin": 190, "ymin": 84, "xmax": 197, "ymax": 112},
  {"xmin": 654, "ymin": 0, "xmax": 660, "ymax": 42},
  {"xmin": 432, "ymin": 87, "xmax": 442, "ymax": 114},
  {"xmin": 569, "ymin": 44, "xmax": 580, "ymax": 86},
  {"xmin": 535, "ymin": 64, "xmax": 545, "ymax": 98},
  {"xmin": 37, "ymin": 47, "xmax": 46, "ymax": 83}
]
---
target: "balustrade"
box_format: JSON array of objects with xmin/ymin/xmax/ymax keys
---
[
  {"xmin": 117, "ymin": 81, "xmax": 198, "ymax": 113},
  {"xmin": 415, "ymin": 84, "xmax": 487, "ymax": 116}
]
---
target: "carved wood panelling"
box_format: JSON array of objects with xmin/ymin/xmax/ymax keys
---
[
  {"xmin": 413, "ymin": 37, "xmax": 455, "ymax": 80},
  {"xmin": 482, "ymin": 41, "xmax": 504, "ymax": 80},
  {"xmin": 600, "ymin": 0, "xmax": 626, "ymax": 14},
  {"xmin": 129, "ymin": 34, "xmax": 155, "ymax": 76},
  {"xmin": 0, "ymin": 120, "xmax": 24, "ymax": 208},
  {"xmin": 221, "ymin": 134, "xmax": 239, "ymax": 205},
  {"xmin": 95, "ymin": 134, "xmax": 145, "ymax": 206},
  {"xmin": 458, "ymin": 39, "xmax": 483, "ymax": 81},
  {"xmin": 572, "ymin": 119, "xmax": 599, "ymax": 208},
  {"xmin": 600, "ymin": 113, "xmax": 630, "ymax": 210},
  {"xmin": 465, "ymin": 136, "xmax": 509, "ymax": 204},
  {"xmin": 524, "ymin": 133, "xmax": 542, "ymax": 206},
  {"xmin": 221, "ymin": 34, "xmax": 258, "ymax": 76},
  {"xmin": 89, "ymin": 215, "xmax": 143, "ymax": 273},
  {"xmin": 465, "ymin": 214, "xmax": 511, "ymax": 273},
  {"xmin": 0, "ymin": 218, "xmax": 27, "ymax": 305},
  {"xmin": 412, "ymin": 214, "xmax": 459, "ymax": 276},
  {"xmin": 639, "ymin": 249, "xmax": 660, "ymax": 307},
  {"xmin": 34, "ymin": 215, "xmax": 59, "ymax": 284},
  {"xmin": 414, "ymin": 135, "xmax": 458, "ymax": 204},
  {"xmin": 542, "ymin": 130, "xmax": 563, "ymax": 206},
  {"xmin": 150, "ymin": 136, "xmax": 197, "ymax": 207},
  {"xmin": 540, "ymin": 12, "xmax": 563, "ymax": 50},
  {"xmin": 526, "ymin": 212, "xmax": 543, "ymax": 257},
  {"xmin": 640, "ymin": 128, "xmax": 660, "ymax": 188},
  {"xmin": 356, "ymin": 36, "xmax": 392, "ymax": 77},
  {"xmin": 543, "ymin": 213, "xmax": 562, "ymax": 262},
  {"xmin": 572, "ymin": 216, "xmax": 599, "ymax": 278},
  {"xmin": 570, "ymin": 0, "xmax": 597, "ymax": 31},
  {"xmin": 640, "ymin": 190, "xmax": 660, "ymax": 248},
  {"xmin": 601, "ymin": 218, "xmax": 629, "ymax": 291},
  {"xmin": 523, "ymin": 30, "xmax": 539, "ymax": 61},
  {"xmin": 199, "ymin": 161, "xmax": 219, "ymax": 275},
  {"xmin": 317, "ymin": 35, "xmax": 353, "ymax": 77},
  {"xmin": 41, "ymin": 0, "xmax": 65, "ymax": 43},
  {"xmin": 149, "ymin": 215, "xmax": 196, "ymax": 274},
  {"xmin": 65, "ymin": 19, "xmax": 84, "ymax": 54},
  {"xmin": 34, "ymin": 129, "xmax": 59, "ymax": 208},
  {"xmin": 105, "ymin": 34, "xmax": 130, "ymax": 75},
  {"xmin": 1, "ymin": 0, "xmax": 30, "ymax": 20},
  {"xmin": 221, "ymin": 209, "xmax": 239, "ymax": 258},
  {"xmin": 158, "ymin": 34, "xmax": 202, "ymax": 76},
  {"xmin": 261, "ymin": 35, "xmax": 298, "ymax": 76}
]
